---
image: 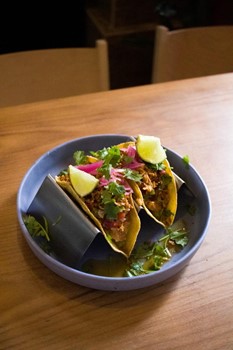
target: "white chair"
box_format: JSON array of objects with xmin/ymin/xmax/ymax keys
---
[
  {"xmin": 152, "ymin": 25, "xmax": 233, "ymax": 83},
  {"xmin": 0, "ymin": 40, "xmax": 109, "ymax": 107}
]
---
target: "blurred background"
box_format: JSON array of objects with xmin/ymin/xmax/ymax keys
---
[{"xmin": 1, "ymin": 0, "xmax": 232, "ymax": 90}]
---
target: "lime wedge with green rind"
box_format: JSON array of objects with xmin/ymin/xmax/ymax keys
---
[
  {"xmin": 68, "ymin": 165, "xmax": 99, "ymax": 197},
  {"xmin": 136, "ymin": 134, "xmax": 166, "ymax": 164}
]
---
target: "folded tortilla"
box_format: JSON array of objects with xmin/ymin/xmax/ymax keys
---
[
  {"xmin": 55, "ymin": 173, "xmax": 141, "ymax": 258},
  {"xmin": 116, "ymin": 141, "xmax": 177, "ymax": 228}
]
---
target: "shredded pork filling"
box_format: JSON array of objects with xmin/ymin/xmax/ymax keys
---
[
  {"xmin": 84, "ymin": 186, "xmax": 132, "ymax": 243},
  {"xmin": 137, "ymin": 165, "xmax": 171, "ymax": 222},
  {"xmin": 58, "ymin": 174, "xmax": 132, "ymax": 244}
]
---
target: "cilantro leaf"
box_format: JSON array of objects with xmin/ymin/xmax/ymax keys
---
[
  {"xmin": 91, "ymin": 146, "xmax": 121, "ymax": 167},
  {"xmin": 107, "ymin": 182, "xmax": 125, "ymax": 198},
  {"xmin": 23, "ymin": 215, "xmax": 50, "ymax": 241},
  {"xmin": 73, "ymin": 150, "xmax": 87, "ymax": 165},
  {"xmin": 104, "ymin": 202, "xmax": 121, "ymax": 220},
  {"xmin": 98, "ymin": 162, "xmax": 112, "ymax": 179},
  {"xmin": 123, "ymin": 169, "xmax": 142, "ymax": 182},
  {"xmin": 166, "ymin": 227, "xmax": 188, "ymax": 247},
  {"xmin": 148, "ymin": 162, "xmax": 166, "ymax": 171},
  {"xmin": 101, "ymin": 182, "xmax": 125, "ymax": 220},
  {"xmin": 125, "ymin": 224, "xmax": 188, "ymax": 276},
  {"xmin": 91, "ymin": 147, "xmax": 109, "ymax": 159},
  {"xmin": 160, "ymin": 174, "xmax": 172, "ymax": 187},
  {"xmin": 183, "ymin": 155, "xmax": 190, "ymax": 169},
  {"xmin": 57, "ymin": 169, "xmax": 68, "ymax": 176}
]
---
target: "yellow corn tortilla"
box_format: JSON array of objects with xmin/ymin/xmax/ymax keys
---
[
  {"xmin": 130, "ymin": 159, "xmax": 177, "ymax": 227},
  {"xmin": 55, "ymin": 175, "xmax": 141, "ymax": 258},
  {"xmin": 116, "ymin": 141, "xmax": 177, "ymax": 228}
]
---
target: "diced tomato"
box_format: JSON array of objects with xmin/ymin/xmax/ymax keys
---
[
  {"xmin": 103, "ymin": 220, "xmax": 120, "ymax": 229},
  {"xmin": 118, "ymin": 211, "xmax": 126, "ymax": 221}
]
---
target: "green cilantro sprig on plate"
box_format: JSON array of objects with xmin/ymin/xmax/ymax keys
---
[
  {"xmin": 125, "ymin": 226, "xmax": 188, "ymax": 277},
  {"xmin": 23, "ymin": 215, "xmax": 50, "ymax": 241},
  {"xmin": 182, "ymin": 155, "xmax": 190, "ymax": 169}
]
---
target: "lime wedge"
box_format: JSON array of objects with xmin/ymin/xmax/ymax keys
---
[
  {"xmin": 68, "ymin": 165, "xmax": 99, "ymax": 197},
  {"xmin": 136, "ymin": 135, "xmax": 166, "ymax": 164}
]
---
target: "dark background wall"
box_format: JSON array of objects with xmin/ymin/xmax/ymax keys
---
[
  {"xmin": 0, "ymin": 0, "xmax": 232, "ymax": 89},
  {"xmin": 1, "ymin": 1, "xmax": 232, "ymax": 54},
  {"xmin": 0, "ymin": 2, "xmax": 86, "ymax": 54}
]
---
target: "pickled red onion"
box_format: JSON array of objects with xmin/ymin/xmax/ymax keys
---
[{"xmin": 76, "ymin": 160, "xmax": 103, "ymax": 175}]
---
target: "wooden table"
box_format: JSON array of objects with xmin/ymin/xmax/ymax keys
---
[{"xmin": 1, "ymin": 73, "xmax": 233, "ymax": 349}]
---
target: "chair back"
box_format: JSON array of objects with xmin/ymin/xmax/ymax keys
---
[
  {"xmin": 0, "ymin": 40, "xmax": 109, "ymax": 107},
  {"xmin": 152, "ymin": 25, "xmax": 233, "ymax": 83}
]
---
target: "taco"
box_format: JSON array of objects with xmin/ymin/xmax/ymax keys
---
[
  {"xmin": 55, "ymin": 157, "xmax": 141, "ymax": 258},
  {"xmin": 130, "ymin": 158, "xmax": 177, "ymax": 227},
  {"xmin": 102, "ymin": 139, "xmax": 178, "ymax": 228}
]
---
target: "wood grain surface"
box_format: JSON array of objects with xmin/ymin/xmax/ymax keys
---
[{"xmin": 1, "ymin": 73, "xmax": 233, "ymax": 350}]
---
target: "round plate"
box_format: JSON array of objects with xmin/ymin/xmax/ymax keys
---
[{"xmin": 17, "ymin": 134, "xmax": 211, "ymax": 291}]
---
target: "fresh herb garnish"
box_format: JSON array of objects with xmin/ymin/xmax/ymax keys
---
[
  {"xmin": 104, "ymin": 201, "xmax": 122, "ymax": 220},
  {"xmin": 73, "ymin": 150, "xmax": 87, "ymax": 165},
  {"xmin": 125, "ymin": 226, "xmax": 188, "ymax": 276},
  {"xmin": 101, "ymin": 182, "xmax": 126, "ymax": 219},
  {"xmin": 183, "ymin": 155, "xmax": 190, "ymax": 169},
  {"xmin": 121, "ymin": 154, "xmax": 133, "ymax": 165},
  {"xmin": 91, "ymin": 146, "xmax": 121, "ymax": 167},
  {"xmin": 91, "ymin": 146, "xmax": 122, "ymax": 179},
  {"xmin": 57, "ymin": 169, "xmax": 68, "ymax": 176},
  {"xmin": 147, "ymin": 162, "xmax": 166, "ymax": 171},
  {"xmin": 107, "ymin": 181, "xmax": 125, "ymax": 197},
  {"xmin": 23, "ymin": 214, "xmax": 62, "ymax": 255},
  {"xmin": 23, "ymin": 215, "xmax": 50, "ymax": 241},
  {"xmin": 98, "ymin": 162, "xmax": 112, "ymax": 179},
  {"xmin": 160, "ymin": 174, "xmax": 172, "ymax": 187},
  {"xmin": 123, "ymin": 168, "xmax": 142, "ymax": 182},
  {"xmin": 161, "ymin": 227, "xmax": 188, "ymax": 248},
  {"xmin": 91, "ymin": 147, "xmax": 109, "ymax": 160}
]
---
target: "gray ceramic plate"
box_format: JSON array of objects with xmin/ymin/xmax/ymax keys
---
[{"xmin": 17, "ymin": 134, "xmax": 211, "ymax": 291}]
